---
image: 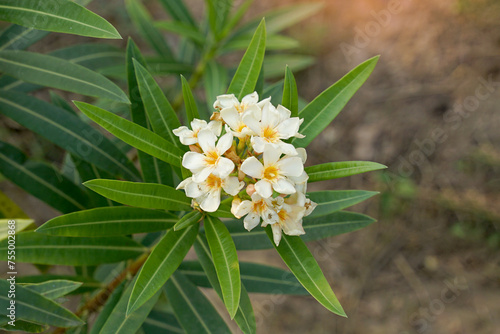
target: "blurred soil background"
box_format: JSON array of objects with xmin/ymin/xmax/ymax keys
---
[{"xmin": 1, "ymin": 0, "xmax": 500, "ymax": 333}]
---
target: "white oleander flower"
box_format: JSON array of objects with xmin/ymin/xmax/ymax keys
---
[
  {"xmin": 231, "ymin": 193, "xmax": 279, "ymax": 231},
  {"xmin": 286, "ymin": 191, "xmax": 317, "ymax": 217},
  {"xmin": 287, "ymin": 148, "xmax": 309, "ymax": 193},
  {"xmin": 173, "ymin": 119, "xmax": 222, "ymax": 145},
  {"xmin": 182, "ymin": 130, "xmax": 235, "ymax": 183},
  {"xmin": 177, "ymin": 174, "xmax": 243, "ymax": 212},
  {"xmin": 243, "ymin": 101, "xmax": 304, "ymax": 155},
  {"xmin": 240, "ymin": 147, "xmax": 304, "ymax": 198},
  {"xmin": 261, "ymin": 197, "xmax": 306, "ymax": 246},
  {"xmin": 214, "ymin": 92, "xmax": 259, "ymax": 114}
]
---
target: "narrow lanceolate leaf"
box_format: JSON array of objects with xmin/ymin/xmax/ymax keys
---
[
  {"xmin": 156, "ymin": 21, "xmax": 204, "ymax": 45},
  {"xmin": 0, "ymin": 219, "xmax": 33, "ymax": 241},
  {"xmin": 164, "ymin": 271, "xmax": 231, "ymax": 334},
  {"xmin": 227, "ymin": 19, "xmax": 266, "ymax": 100},
  {"xmin": 17, "ymin": 275, "xmax": 101, "ymax": 295},
  {"xmin": 292, "ymin": 56, "xmax": 379, "ymax": 148},
  {"xmin": 126, "ymin": 38, "xmax": 174, "ymax": 186},
  {"xmin": 0, "ymin": 318, "xmax": 48, "ymax": 332},
  {"xmin": 0, "ymin": 51, "xmax": 129, "ymax": 102},
  {"xmin": 179, "ymin": 260, "xmax": 307, "ymax": 295},
  {"xmin": 181, "ymin": 75, "xmax": 200, "ymax": 123},
  {"xmin": 84, "ymin": 179, "xmax": 191, "ymax": 211},
  {"xmin": 307, "ymin": 190, "xmax": 379, "ymax": 217},
  {"xmin": 204, "ymin": 61, "xmax": 228, "ymax": 111},
  {"xmin": 126, "ymin": 0, "xmax": 174, "ymax": 59},
  {"xmin": 89, "ymin": 282, "xmax": 125, "ymax": 334},
  {"xmin": 37, "ymin": 207, "xmax": 177, "ymax": 237},
  {"xmin": 75, "ymin": 101, "xmax": 184, "ymax": 168},
  {"xmin": 100, "ymin": 277, "xmax": 160, "ymax": 334},
  {"xmin": 0, "ymin": 141, "xmax": 90, "ymax": 213},
  {"xmin": 0, "ymin": 0, "xmax": 121, "ymax": 39},
  {"xmin": 0, "ymin": 280, "xmax": 84, "ymax": 328},
  {"xmin": 174, "ymin": 211, "xmax": 203, "ymax": 231},
  {"xmin": 265, "ymin": 227, "xmax": 346, "ymax": 317},
  {"xmin": 127, "ymin": 224, "xmax": 199, "ymax": 315},
  {"xmin": 0, "ymin": 91, "xmax": 140, "ymax": 181},
  {"xmin": 204, "ymin": 216, "xmax": 241, "ymax": 319},
  {"xmin": 0, "ymin": 24, "xmax": 49, "ymax": 51},
  {"xmin": 222, "ymin": 34, "xmax": 298, "ymax": 53},
  {"xmin": 142, "ymin": 310, "xmax": 183, "ymax": 334},
  {"xmin": 24, "ymin": 280, "xmax": 83, "ymax": 300},
  {"xmin": 282, "ymin": 65, "xmax": 299, "ymax": 117},
  {"xmin": 0, "ymin": 231, "xmax": 146, "ymax": 265},
  {"xmin": 221, "ymin": 211, "xmax": 375, "ymax": 250},
  {"xmin": 306, "ymin": 161, "xmax": 388, "ymax": 182},
  {"xmin": 194, "ymin": 235, "xmax": 256, "ymax": 334},
  {"xmin": 133, "ymin": 60, "xmax": 183, "ymax": 148},
  {"xmin": 0, "ymin": 43, "xmax": 124, "ymax": 93},
  {"xmin": 158, "ymin": 0, "xmax": 197, "ymax": 27}
]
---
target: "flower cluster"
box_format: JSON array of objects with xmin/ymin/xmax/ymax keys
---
[{"xmin": 174, "ymin": 92, "xmax": 317, "ymax": 245}]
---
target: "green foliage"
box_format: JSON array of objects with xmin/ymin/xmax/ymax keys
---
[{"xmin": 0, "ymin": 1, "xmax": 382, "ymax": 332}]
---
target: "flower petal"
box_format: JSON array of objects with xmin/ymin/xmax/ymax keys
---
[
  {"xmin": 220, "ymin": 107, "xmax": 241, "ymax": 130},
  {"xmin": 208, "ymin": 120, "xmax": 222, "ymax": 136},
  {"xmin": 242, "ymin": 91, "xmax": 259, "ymax": 105},
  {"xmin": 244, "ymin": 212, "xmax": 261, "ymax": 231},
  {"xmin": 272, "ymin": 178, "xmax": 296, "ymax": 194},
  {"xmin": 263, "ymin": 146, "xmax": 281, "ymax": 165},
  {"xmin": 190, "ymin": 119, "xmax": 208, "ymax": 131},
  {"xmin": 200, "ymin": 190, "xmax": 221, "ymax": 212},
  {"xmin": 213, "ymin": 157, "xmax": 235, "ymax": 178},
  {"xmin": 261, "ymin": 102, "xmax": 279, "ymax": 127},
  {"xmin": 271, "ymin": 223, "xmax": 282, "ymax": 246},
  {"xmin": 182, "ymin": 152, "xmax": 205, "ymax": 171},
  {"xmin": 250, "ymin": 136, "xmax": 266, "ymax": 154},
  {"xmin": 255, "ymin": 179, "xmax": 273, "ymax": 198},
  {"xmin": 276, "ymin": 104, "xmax": 291, "ymax": 123},
  {"xmin": 233, "ymin": 200, "xmax": 252, "ymax": 218},
  {"xmin": 276, "ymin": 157, "xmax": 304, "ymax": 177},
  {"xmin": 276, "ymin": 117, "xmax": 301, "ymax": 139},
  {"xmin": 185, "ymin": 180, "xmax": 206, "ymax": 198},
  {"xmin": 197, "ymin": 129, "xmax": 217, "ymax": 153},
  {"xmin": 214, "ymin": 94, "xmax": 238, "ymax": 110},
  {"xmin": 241, "ymin": 157, "xmax": 264, "ymax": 178},
  {"xmin": 216, "ymin": 132, "xmax": 233, "ymax": 154},
  {"xmin": 222, "ymin": 176, "xmax": 243, "ymax": 196},
  {"xmin": 192, "ymin": 166, "xmax": 214, "ymax": 183},
  {"xmin": 242, "ymin": 112, "xmax": 262, "ymax": 134}
]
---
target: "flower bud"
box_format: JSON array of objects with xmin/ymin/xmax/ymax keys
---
[
  {"xmin": 246, "ymin": 184, "xmax": 256, "ymax": 196},
  {"xmin": 189, "ymin": 145, "xmax": 202, "ymax": 153}
]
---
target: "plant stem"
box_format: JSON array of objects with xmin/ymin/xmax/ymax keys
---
[{"xmin": 52, "ymin": 252, "xmax": 150, "ymax": 334}]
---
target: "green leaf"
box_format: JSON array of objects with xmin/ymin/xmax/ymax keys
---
[
  {"xmin": 127, "ymin": 224, "xmax": 199, "ymax": 314},
  {"xmin": 126, "ymin": 0, "xmax": 174, "ymax": 59},
  {"xmin": 23, "ymin": 280, "xmax": 83, "ymax": 300},
  {"xmin": 37, "ymin": 207, "xmax": 177, "ymax": 237},
  {"xmin": 181, "ymin": 75, "xmax": 200, "ymax": 124},
  {"xmin": 263, "ymin": 54, "xmax": 314, "ymax": 79},
  {"xmin": 193, "ymin": 235, "xmax": 255, "ymax": 334},
  {"xmin": 142, "ymin": 310, "xmax": 183, "ymax": 334},
  {"xmin": 306, "ymin": 161, "xmax": 388, "ymax": 182},
  {"xmin": 230, "ymin": 3, "xmax": 322, "ymax": 37},
  {"xmin": 0, "ymin": 318, "xmax": 48, "ymax": 332},
  {"xmin": 158, "ymin": 0, "xmax": 196, "ymax": 27},
  {"xmin": 0, "ymin": 219, "xmax": 33, "ymax": 241},
  {"xmin": 221, "ymin": 211, "xmax": 375, "ymax": 250},
  {"xmin": 146, "ymin": 58, "xmax": 194, "ymax": 76},
  {"xmin": 0, "ymin": 50, "xmax": 128, "ymax": 102},
  {"xmin": 164, "ymin": 271, "xmax": 231, "ymax": 334},
  {"xmin": 174, "ymin": 211, "xmax": 203, "ymax": 231},
  {"xmin": 75, "ymin": 101, "xmax": 184, "ymax": 168},
  {"xmin": 292, "ymin": 56, "xmax": 379, "ymax": 148},
  {"xmin": 0, "ymin": 279, "xmax": 84, "ymax": 328},
  {"xmin": 307, "ymin": 190, "xmax": 378, "ymax": 217},
  {"xmin": 179, "ymin": 260, "xmax": 307, "ymax": 295},
  {"xmin": 0, "ymin": 91, "xmax": 140, "ymax": 181},
  {"xmin": 222, "ymin": 34, "xmax": 298, "ymax": 52},
  {"xmin": 156, "ymin": 21, "xmax": 204, "ymax": 45},
  {"xmin": 100, "ymin": 277, "xmax": 160, "ymax": 334},
  {"xmin": 227, "ymin": 19, "xmax": 266, "ymax": 100},
  {"xmin": 0, "ymin": 0, "xmax": 121, "ymax": 39},
  {"xmin": 133, "ymin": 60, "xmax": 183, "ymax": 148},
  {"xmin": 204, "ymin": 215, "xmax": 240, "ymax": 319},
  {"xmin": 265, "ymin": 227, "xmax": 346, "ymax": 317},
  {"xmin": 0, "ymin": 141, "xmax": 90, "ymax": 213},
  {"xmin": 84, "ymin": 179, "xmax": 191, "ymax": 211},
  {"xmin": 220, "ymin": 0, "xmax": 253, "ymax": 38},
  {"xmin": 89, "ymin": 282, "xmax": 125, "ymax": 334},
  {"xmin": 0, "ymin": 231, "xmax": 146, "ymax": 265},
  {"xmin": 282, "ymin": 65, "xmax": 299, "ymax": 117},
  {"xmin": 262, "ymin": 79, "xmax": 284, "ymax": 106},
  {"xmin": 204, "ymin": 61, "xmax": 228, "ymax": 112},
  {"xmin": 126, "ymin": 38, "xmax": 174, "ymax": 186},
  {"xmin": 0, "ymin": 24, "xmax": 49, "ymax": 51},
  {"xmin": 18, "ymin": 275, "xmax": 101, "ymax": 295}
]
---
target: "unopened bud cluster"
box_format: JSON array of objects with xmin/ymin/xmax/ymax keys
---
[{"xmin": 174, "ymin": 92, "xmax": 317, "ymax": 245}]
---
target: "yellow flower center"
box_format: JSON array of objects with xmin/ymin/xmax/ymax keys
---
[
  {"xmin": 263, "ymin": 165, "xmax": 279, "ymax": 181},
  {"xmin": 235, "ymin": 103, "xmax": 247, "ymax": 113},
  {"xmin": 205, "ymin": 174, "xmax": 222, "ymax": 190},
  {"xmin": 192, "ymin": 128, "xmax": 200, "ymax": 138},
  {"xmin": 204, "ymin": 150, "xmax": 220, "ymax": 166},
  {"xmin": 262, "ymin": 126, "xmax": 279, "ymax": 142},
  {"xmin": 252, "ymin": 199, "xmax": 267, "ymax": 214},
  {"xmin": 237, "ymin": 123, "xmax": 246, "ymax": 133},
  {"xmin": 277, "ymin": 209, "xmax": 288, "ymax": 222}
]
